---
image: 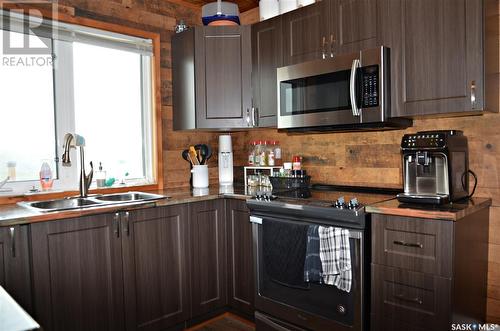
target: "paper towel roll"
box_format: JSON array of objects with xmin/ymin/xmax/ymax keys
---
[
  {"xmin": 279, "ymin": 0, "xmax": 298, "ymax": 14},
  {"xmin": 259, "ymin": 0, "xmax": 280, "ymax": 21},
  {"xmin": 297, "ymin": 0, "xmax": 315, "ymax": 7}
]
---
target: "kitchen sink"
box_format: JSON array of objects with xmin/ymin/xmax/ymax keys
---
[
  {"xmin": 23, "ymin": 197, "xmax": 103, "ymax": 212},
  {"xmin": 19, "ymin": 191, "xmax": 169, "ymax": 212},
  {"xmin": 93, "ymin": 192, "xmax": 167, "ymax": 203}
]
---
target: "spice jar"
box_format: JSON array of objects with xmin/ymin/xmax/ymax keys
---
[{"xmin": 292, "ymin": 156, "xmax": 302, "ymax": 170}]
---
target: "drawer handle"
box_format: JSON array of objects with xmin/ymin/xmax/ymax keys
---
[
  {"xmin": 395, "ymin": 293, "xmax": 423, "ymax": 305},
  {"xmin": 393, "ymin": 240, "xmax": 423, "ymax": 248}
]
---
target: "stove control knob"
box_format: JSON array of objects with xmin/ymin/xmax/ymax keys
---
[
  {"xmin": 334, "ymin": 196, "xmax": 346, "ymax": 209},
  {"xmin": 348, "ymin": 198, "xmax": 359, "ymax": 209}
]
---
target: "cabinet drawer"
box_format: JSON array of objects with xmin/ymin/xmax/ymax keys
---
[
  {"xmin": 371, "ymin": 264, "xmax": 451, "ymax": 330},
  {"xmin": 371, "ymin": 214, "xmax": 453, "ymax": 277},
  {"xmin": 371, "ymin": 314, "xmax": 435, "ymax": 331}
]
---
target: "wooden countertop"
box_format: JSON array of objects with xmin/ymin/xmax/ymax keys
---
[
  {"xmin": 365, "ymin": 197, "xmax": 492, "ymax": 221},
  {"xmin": 0, "ymin": 186, "xmax": 249, "ymax": 226}
]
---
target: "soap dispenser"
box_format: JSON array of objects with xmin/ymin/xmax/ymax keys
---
[{"xmin": 95, "ymin": 162, "xmax": 107, "ymax": 188}]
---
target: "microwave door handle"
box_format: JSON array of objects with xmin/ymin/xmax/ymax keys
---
[{"xmin": 350, "ymin": 59, "xmax": 361, "ymax": 116}]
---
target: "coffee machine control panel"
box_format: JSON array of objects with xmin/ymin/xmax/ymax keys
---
[{"xmin": 402, "ymin": 133, "xmax": 447, "ymax": 149}]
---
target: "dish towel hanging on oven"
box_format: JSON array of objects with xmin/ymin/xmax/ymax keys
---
[
  {"xmin": 304, "ymin": 225, "xmax": 323, "ymax": 283},
  {"xmin": 318, "ymin": 226, "xmax": 352, "ymax": 292}
]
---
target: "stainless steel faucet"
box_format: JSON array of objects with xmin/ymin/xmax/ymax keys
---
[{"xmin": 62, "ymin": 133, "xmax": 93, "ymax": 198}]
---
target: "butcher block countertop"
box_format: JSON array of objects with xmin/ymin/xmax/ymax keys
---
[
  {"xmin": 365, "ymin": 197, "xmax": 492, "ymax": 221},
  {"xmin": 0, "ymin": 186, "xmax": 249, "ymax": 226}
]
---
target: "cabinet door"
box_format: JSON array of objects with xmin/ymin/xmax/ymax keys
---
[
  {"xmin": 330, "ymin": 0, "xmax": 377, "ymax": 55},
  {"xmin": 226, "ymin": 199, "xmax": 254, "ymax": 316},
  {"xmin": 252, "ymin": 16, "xmax": 282, "ymax": 127},
  {"xmin": 189, "ymin": 199, "xmax": 227, "ymax": 317},
  {"xmin": 31, "ymin": 214, "xmax": 125, "ymax": 331},
  {"xmin": 379, "ymin": 0, "xmax": 483, "ymax": 117},
  {"xmin": 282, "ymin": 1, "xmax": 330, "ymax": 65},
  {"xmin": 122, "ymin": 205, "xmax": 190, "ymax": 331},
  {"xmin": 195, "ymin": 26, "xmax": 252, "ymax": 129},
  {"xmin": 0, "ymin": 225, "xmax": 32, "ymax": 314}
]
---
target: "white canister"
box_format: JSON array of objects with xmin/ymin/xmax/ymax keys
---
[
  {"xmin": 297, "ymin": 0, "xmax": 315, "ymax": 7},
  {"xmin": 191, "ymin": 165, "xmax": 209, "ymax": 188},
  {"xmin": 279, "ymin": 0, "xmax": 298, "ymax": 14},
  {"xmin": 259, "ymin": 0, "xmax": 280, "ymax": 21}
]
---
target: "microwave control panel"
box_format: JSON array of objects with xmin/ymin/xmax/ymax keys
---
[{"xmin": 360, "ymin": 65, "xmax": 379, "ymax": 108}]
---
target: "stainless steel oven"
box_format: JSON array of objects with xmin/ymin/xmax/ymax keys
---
[
  {"xmin": 277, "ymin": 46, "xmax": 410, "ymax": 131},
  {"xmin": 248, "ymin": 201, "xmax": 368, "ymax": 331}
]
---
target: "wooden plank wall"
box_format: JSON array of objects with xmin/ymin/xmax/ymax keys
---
[{"xmin": 238, "ymin": 3, "xmax": 500, "ymax": 323}]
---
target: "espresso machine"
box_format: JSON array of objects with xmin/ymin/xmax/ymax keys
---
[{"xmin": 397, "ymin": 130, "xmax": 469, "ymax": 204}]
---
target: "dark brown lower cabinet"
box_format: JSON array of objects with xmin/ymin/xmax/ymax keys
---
[
  {"xmin": 0, "ymin": 225, "xmax": 32, "ymax": 314},
  {"xmin": 226, "ymin": 199, "xmax": 254, "ymax": 317},
  {"xmin": 122, "ymin": 205, "xmax": 190, "ymax": 331},
  {"xmin": 31, "ymin": 213, "xmax": 125, "ymax": 331},
  {"xmin": 371, "ymin": 208, "xmax": 490, "ymax": 331},
  {"xmin": 31, "ymin": 205, "xmax": 190, "ymax": 331},
  {"xmin": 189, "ymin": 199, "xmax": 227, "ymax": 318},
  {"xmin": 28, "ymin": 199, "xmax": 252, "ymax": 330}
]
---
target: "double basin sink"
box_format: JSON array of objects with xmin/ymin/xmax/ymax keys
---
[{"xmin": 20, "ymin": 192, "xmax": 169, "ymax": 212}]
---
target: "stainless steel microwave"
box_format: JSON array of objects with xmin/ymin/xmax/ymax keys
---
[{"xmin": 277, "ymin": 46, "xmax": 411, "ymax": 131}]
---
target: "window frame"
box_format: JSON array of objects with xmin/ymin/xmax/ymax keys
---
[{"xmin": 0, "ymin": 7, "xmax": 163, "ymax": 204}]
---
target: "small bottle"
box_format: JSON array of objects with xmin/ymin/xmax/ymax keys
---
[
  {"xmin": 260, "ymin": 141, "xmax": 268, "ymax": 166},
  {"xmin": 39, "ymin": 161, "xmax": 53, "ymax": 191},
  {"xmin": 292, "ymin": 155, "xmax": 302, "ymax": 170},
  {"xmin": 272, "ymin": 141, "xmax": 282, "ymax": 166},
  {"xmin": 254, "ymin": 140, "xmax": 262, "ymax": 166},
  {"xmin": 95, "ymin": 162, "xmax": 107, "ymax": 188},
  {"xmin": 7, "ymin": 161, "xmax": 16, "ymax": 181},
  {"xmin": 268, "ymin": 150, "xmax": 275, "ymax": 166},
  {"xmin": 248, "ymin": 141, "xmax": 256, "ymax": 166}
]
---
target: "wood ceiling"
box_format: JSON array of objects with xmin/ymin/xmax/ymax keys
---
[{"xmin": 177, "ymin": 0, "xmax": 259, "ymax": 13}]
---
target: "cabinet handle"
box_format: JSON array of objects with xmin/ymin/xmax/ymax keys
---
[
  {"xmin": 321, "ymin": 36, "xmax": 327, "ymax": 59},
  {"xmin": 246, "ymin": 108, "xmax": 251, "ymax": 127},
  {"xmin": 124, "ymin": 211, "xmax": 130, "ymax": 236},
  {"xmin": 471, "ymin": 80, "xmax": 477, "ymax": 109},
  {"xmin": 113, "ymin": 213, "xmax": 120, "ymax": 238},
  {"xmin": 394, "ymin": 293, "xmax": 423, "ymax": 305},
  {"xmin": 330, "ymin": 33, "xmax": 335, "ymax": 58},
  {"xmin": 251, "ymin": 107, "xmax": 255, "ymax": 127},
  {"xmin": 393, "ymin": 240, "xmax": 423, "ymax": 248},
  {"xmin": 9, "ymin": 227, "xmax": 15, "ymax": 258}
]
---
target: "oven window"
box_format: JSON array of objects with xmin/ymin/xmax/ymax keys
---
[
  {"xmin": 280, "ymin": 70, "xmax": 351, "ymax": 116},
  {"xmin": 257, "ymin": 217, "xmax": 359, "ymax": 326}
]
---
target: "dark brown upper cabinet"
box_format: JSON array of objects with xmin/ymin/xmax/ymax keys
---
[
  {"xmin": 282, "ymin": 1, "xmax": 329, "ymax": 65},
  {"xmin": 189, "ymin": 199, "xmax": 228, "ymax": 318},
  {"xmin": 251, "ymin": 16, "xmax": 282, "ymax": 127},
  {"xmin": 282, "ymin": 0, "xmax": 377, "ymax": 66},
  {"xmin": 0, "ymin": 225, "xmax": 32, "ymax": 314},
  {"xmin": 378, "ymin": 0, "xmax": 484, "ymax": 117},
  {"xmin": 172, "ymin": 26, "xmax": 253, "ymax": 130},
  {"xmin": 332, "ymin": 0, "xmax": 378, "ymax": 55}
]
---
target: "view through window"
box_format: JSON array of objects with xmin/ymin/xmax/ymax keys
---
[{"xmin": 0, "ymin": 15, "xmax": 154, "ymax": 193}]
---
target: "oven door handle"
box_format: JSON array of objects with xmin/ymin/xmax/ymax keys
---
[{"xmin": 349, "ymin": 58, "xmax": 361, "ymax": 117}]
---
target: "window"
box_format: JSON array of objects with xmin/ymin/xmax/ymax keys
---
[{"xmin": 0, "ymin": 11, "xmax": 155, "ymax": 194}]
